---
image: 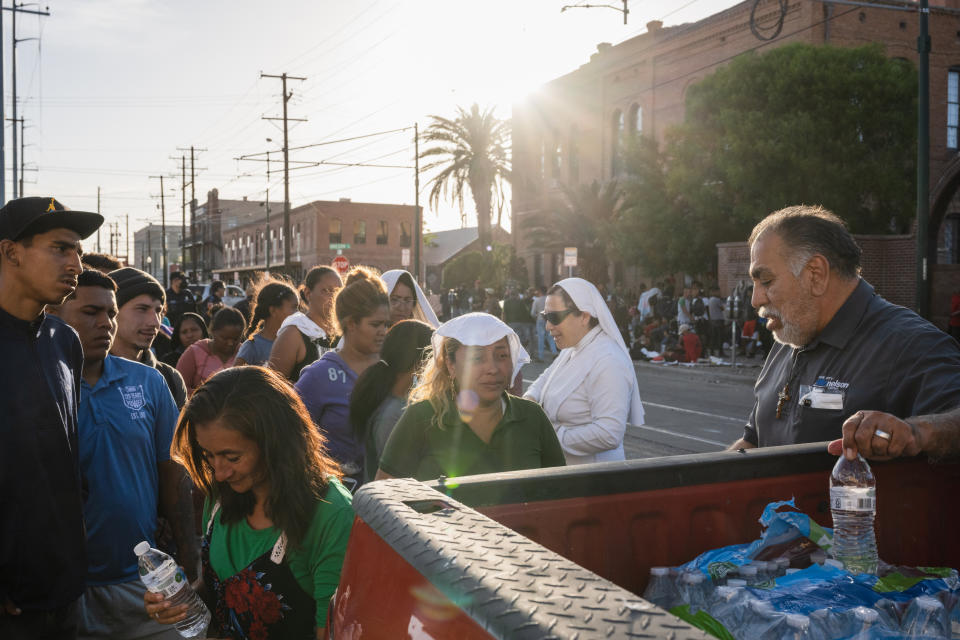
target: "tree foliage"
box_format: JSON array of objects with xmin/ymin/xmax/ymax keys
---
[
  {"xmin": 618, "ymin": 43, "xmax": 917, "ymax": 274},
  {"xmin": 420, "ymin": 104, "xmax": 511, "ymax": 250},
  {"xmin": 522, "ymin": 180, "xmax": 621, "ymax": 285},
  {"xmin": 441, "ymin": 246, "xmax": 527, "ymax": 291}
]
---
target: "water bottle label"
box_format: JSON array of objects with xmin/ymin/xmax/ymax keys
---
[
  {"xmin": 830, "ymin": 486, "xmax": 875, "ymax": 512},
  {"xmin": 150, "ymin": 559, "xmax": 189, "ymax": 599}
]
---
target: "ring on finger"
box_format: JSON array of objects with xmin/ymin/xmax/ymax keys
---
[{"xmin": 874, "ymin": 428, "xmax": 892, "ymax": 441}]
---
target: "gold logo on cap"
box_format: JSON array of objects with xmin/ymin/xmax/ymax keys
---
[{"xmin": 46, "ymin": 198, "xmax": 56, "ymax": 212}]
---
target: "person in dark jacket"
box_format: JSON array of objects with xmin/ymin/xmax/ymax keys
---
[
  {"xmin": 165, "ymin": 271, "xmax": 196, "ymax": 327},
  {"xmin": 0, "ymin": 196, "xmax": 103, "ymax": 639}
]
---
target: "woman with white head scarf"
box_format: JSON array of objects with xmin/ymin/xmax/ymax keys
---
[
  {"xmin": 381, "ymin": 269, "xmax": 440, "ymax": 328},
  {"xmin": 524, "ymin": 278, "xmax": 644, "ymax": 465},
  {"xmin": 376, "ymin": 312, "xmax": 565, "ymax": 481}
]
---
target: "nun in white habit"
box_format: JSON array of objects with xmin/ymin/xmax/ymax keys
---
[
  {"xmin": 524, "ymin": 278, "xmax": 644, "ymax": 465},
  {"xmin": 381, "ymin": 269, "xmax": 440, "ymax": 328}
]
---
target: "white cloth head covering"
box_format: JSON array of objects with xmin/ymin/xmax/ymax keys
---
[
  {"xmin": 554, "ymin": 277, "xmax": 644, "ymax": 425},
  {"xmin": 381, "ymin": 269, "xmax": 440, "ymax": 328},
  {"xmin": 433, "ymin": 312, "xmax": 529, "ymax": 381},
  {"xmin": 279, "ymin": 311, "xmax": 327, "ymax": 340}
]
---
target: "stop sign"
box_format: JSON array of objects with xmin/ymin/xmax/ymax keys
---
[{"xmin": 332, "ymin": 255, "xmax": 350, "ymax": 274}]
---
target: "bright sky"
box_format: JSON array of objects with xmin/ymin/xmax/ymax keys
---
[{"xmin": 11, "ymin": 0, "xmax": 740, "ymax": 256}]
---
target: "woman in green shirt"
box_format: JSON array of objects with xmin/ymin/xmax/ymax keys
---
[
  {"xmin": 144, "ymin": 366, "xmax": 353, "ymax": 640},
  {"xmin": 377, "ymin": 312, "xmax": 565, "ymax": 481}
]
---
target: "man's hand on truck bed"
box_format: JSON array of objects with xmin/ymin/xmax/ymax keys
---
[{"xmin": 827, "ymin": 411, "xmax": 922, "ymax": 461}]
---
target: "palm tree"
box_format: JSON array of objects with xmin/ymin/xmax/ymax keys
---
[
  {"xmin": 419, "ymin": 104, "xmax": 510, "ymax": 250},
  {"xmin": 522, "ymin": 179, "xmax": 621, "ymax": 285}
]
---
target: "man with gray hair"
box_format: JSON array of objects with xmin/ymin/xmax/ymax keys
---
[{"xmin": 729, "ymin": 205, "xmax": 960, "ymax": 450}]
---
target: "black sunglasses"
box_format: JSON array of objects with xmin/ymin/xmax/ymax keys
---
[{"xmin": 540, "ymin": 308, "xmax": 576, "ymax": 325}]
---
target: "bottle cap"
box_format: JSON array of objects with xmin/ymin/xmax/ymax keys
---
[
  {"xmin": 776, "ymin": 558, "xmax": 791, "ymax": 569},
  {"xmin": 739, "ymin": 565, "xmax": 758, "ymax": 576},
  {"xmin": 854, "ymin": 607, "xmax": 879, "ymax": 623},
  {"xmin": 726, "ymin": 579, "xmax": 747, "ymax": 587},
  {"xmin": 785, "ymin": 568, "xmax": 800, "ymax": 575},
  {"xmin": 684, "ymin": 572, "xmax": 705, "ymax": 584},
  {"xmin": 915, "ymin": 595, "xmax": 944, "ymax": 610},
  {"xmin": 133, "ymin": 541, "xmax": 151, "ymax": 557},
  {"xmin": 650, "ymin": 567, "xmax": 669, "ymax": 576},
  {"xmin": 823, "ymin": 558, "xmax": 844, "ymax": 570}
]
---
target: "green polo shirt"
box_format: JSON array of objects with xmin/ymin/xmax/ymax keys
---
[{"xmin": 378, "ymin": 393, "xmax": 566, "ymax": 481}]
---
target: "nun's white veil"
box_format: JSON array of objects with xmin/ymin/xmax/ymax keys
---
[
  {"xmin": 432, "ymin": 312, "xmax": 529, "ymax": 381},
  {"xmin": 381, "ymin": 269, "xmax": 440, "ymax": 328},
  {"xmin": 554, "ymin": 278, "xmax": 645, "ymax": 426}
]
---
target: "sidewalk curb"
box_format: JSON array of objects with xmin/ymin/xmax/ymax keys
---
[{"xmin": 633, "ymin": 359, "xmax": 760, "ymax": 387}]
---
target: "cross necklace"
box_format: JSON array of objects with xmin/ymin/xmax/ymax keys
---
[
  {"xmin": 776, "ymin": 351, "xmax": 801, "ymax": 420},
  {"xmin": 776, "ymin": 384, "xmax": 790, "ymax": 419}
]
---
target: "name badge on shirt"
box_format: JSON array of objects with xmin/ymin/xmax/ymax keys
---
[{"xmin": 798, "ymin": 377, "xmax": 846, "ymax": 411}]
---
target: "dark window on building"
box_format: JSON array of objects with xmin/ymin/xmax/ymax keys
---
[
  {"xmin": 377, "ymin": 220, "xmax": 389, "ymax": 245},
  {"xmin": 551, "ymin": 137, "xmax": 562, "ymax": 179},
  {"xmin": 611, "ymin": 109, "xmax": 624, "ymax": 175},
  {"xmin": 400, "ymin": 221, "xmax": 412, "ymax": 247},
  {"xmin": 949, "ymin": 69, "xmax": 959, "ymax": 148},
  {"xmin": 939, "ymin": 212, "xmax": 960, "ymax": 264},
  {"xmin": 629, "ymin": 103, "xmax": 642, "ymax": 135},
  {"xmin": 354, "ymin": 220, "xmax": 367, "ymax": 244},
  {"xmin": 568, "ymin": 125, "xmax": 579, "ymax": 183},
  {"xmin": 329, "ymin": 218, "xmax": 342, "ymax": 244}
]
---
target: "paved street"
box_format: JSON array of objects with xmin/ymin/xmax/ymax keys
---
[{"xmin": 521, "ymin": 359, "xmax": 760, "ymax": 459}]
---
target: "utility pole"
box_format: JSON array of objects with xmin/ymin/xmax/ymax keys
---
[
  {"xmin": 176, "ymin": 145, "xmax": 205, "ymax": 279},
  {"xmin": 261, "ymin": 72, "xmax": 306, "ymax": 272},
  {"xmin": 414, "ymin": 122, "xmax": 421, "ymax": 283},
  {"xmin": 96, "ymin": 186, "xmax": 101, "ymax": 252},
  {"xmin": 9, "ymin": 3, "xmax": 48, "ymax": 200},
  {"xmin": 125, "ymin": 213, "xmax": 129, "ymax": 265},
  {"xmin": 180, "ymin": 155, "xmax": 186, "ymax": 272},
  {"xmin": 917, "ymin": 0, "xmax": 931, "ymax": 318},
  {"xmin": 266, "ymin": 151, "xmax": 271, "ymax": 271},
  {"xmin": 150, "ymin": 175, "xmax": 169, "ymax": 287}
]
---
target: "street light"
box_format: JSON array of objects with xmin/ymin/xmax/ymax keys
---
[{"xmin": 145, "ymin": 255, "xmax": 152, "ymax": 279}]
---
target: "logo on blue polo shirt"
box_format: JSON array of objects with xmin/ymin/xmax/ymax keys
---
[{"xmin": 118, "ymin": 385, "xmax": 146, "ymax": 411}]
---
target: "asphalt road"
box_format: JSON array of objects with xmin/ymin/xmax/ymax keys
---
[{"xmin": 521, "ymin": 359, "xmax": 759, "ymax": 460}]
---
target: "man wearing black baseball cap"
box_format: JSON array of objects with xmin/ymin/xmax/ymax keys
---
[{"xmin": 0, "ymin": 197, "xmax": 103, "ymax": 639}]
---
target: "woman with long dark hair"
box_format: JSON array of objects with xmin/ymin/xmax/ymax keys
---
[
  {"xmin": 177, "ymin": 307, "xmax": 246, "ymax": 395},
  {"xmin": 161, "ymin": 312, "xmax": 209, "ymax": 368},
  {"xmin": 295, "ymin": 266, "xmax": 389, "ymax": 490},
  {"xmin": 348, "ymin": 319, "xmax": 433, "ymax": 482},
  {"xmin": 143, "ymin": 366, "xmax": 352, "ymax": 639},
  {"xmin": 235, "ymin": 280, "xmax": 298, "ymax": 367},
  {"xmin": 269, "ymin": 266, "xmax": 342, "ymax": 382}
]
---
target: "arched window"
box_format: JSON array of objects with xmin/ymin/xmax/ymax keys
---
[
  {"xmin": 551, "ymin": 136, "xmax": 562, "ymax": 179},
  {"xmin": 611, "ymin": 109, "xmax": 624, "ymax": 175},
  {"xmin": 949, "ymin": 67, "xmax": 960, "ymax": 148},
  {"xmin": 629, "ymin": 103, "xmax": 642, "ymax": 135},
  {"xmin": 568, "ymin": 125, "xmax": 580, "ymax": 183}
]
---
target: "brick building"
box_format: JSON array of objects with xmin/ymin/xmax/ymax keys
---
[
  {"xmin": 185, "ymin": 189, "xmax": 266, "ymax": 282},
  {"xmin": 214, "ymin": 198, "xmax": 418, "ymax": 285},
  {"xmin": 133, "ymin": 223, "xmax": 183, "ymax": 287},
  {"xmin": 512, "ymin": 0, "xmax": 960, "ymax": 324}
]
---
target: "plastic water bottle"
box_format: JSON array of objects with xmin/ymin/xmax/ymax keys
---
[
  {"xmin": 783, "ymin": 613, "xmax": 811, "ymax": 639},
  {"xmin": 134, "ymin": 541, "xmax": 210, "ymax": 638},
  {"xmin": 678, "ymin": 571, "xmax": 710, "ymax": 613},
  {"xmin": 902, "ymin": 595, "xmax": 950, "ymax": 638},
  {"xmin": 739, "ymin": 564, "xmax": 760, "ymax": 586},
  {"xmin": 643, "ymin": 567, "xmax": 681, "ymax": 610},
  {"xmin": 809, "ymin": 608, "xmax": 837, "ymax": 640},
  {"xmin": 744, "ymin": 599, "xmax": 784, "ymax": 639},
  {"xmin": 707, "ymin": 586, "xmax": 748, "ymax": 631},
  {"xmin": 829, "ymin": 453, "xmax": 879, "ymax": 575},
  {"xmin": 873, "ymin": 597, "xmax": 903, "ymax": 630},
  {"xmin": 845, "ymin": 606, "xmax": 881, "ymax": 638}
]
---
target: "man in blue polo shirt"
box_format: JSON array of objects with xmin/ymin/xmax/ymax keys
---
[
  {"xmin": 48, "ymin": 270, "xmax": 187, "ymax": 640},
  {"xmin": 0, "ymin": 197, "xmax": 103, "ymax": 640}
]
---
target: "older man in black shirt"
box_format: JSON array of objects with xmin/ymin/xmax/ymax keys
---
[
  {"xmin": 729, "ymin": 205, "xmax": 960, "ymax": 450},
  {"xmin": 0, "ymin": 197, "xmax": 102, "ymax": 640}
]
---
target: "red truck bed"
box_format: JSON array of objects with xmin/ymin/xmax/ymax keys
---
[{"xmin": 330, "ymin": 443, "xmax": 959, "ymax": 638}]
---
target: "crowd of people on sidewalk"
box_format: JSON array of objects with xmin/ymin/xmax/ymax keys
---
[{"xmin": 3, "ymin": 196, "xmax": 960, "ymax": 640}]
